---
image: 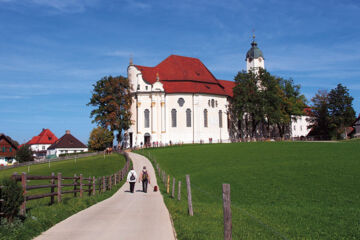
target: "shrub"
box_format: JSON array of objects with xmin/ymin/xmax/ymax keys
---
[
  {"xmin": 16, "ymin": 144, "xmax": 34, "ymax": 163},
  {"xmin": 0, "ymin": 178, "xmax": 24, "ymax": 222}
]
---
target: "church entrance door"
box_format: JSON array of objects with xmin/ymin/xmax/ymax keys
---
[{"xmin": 144, "ymin": 133, "xmax": 151, "ymax": 147}]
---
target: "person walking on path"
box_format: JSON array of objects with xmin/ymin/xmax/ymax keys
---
[
  {"xmin": 127, "ymin": 167, "xmax": 137, "ymax": 193},
  {"xmin": 139, "ymin": 166, "xmax": 151, "ymax": 193}
]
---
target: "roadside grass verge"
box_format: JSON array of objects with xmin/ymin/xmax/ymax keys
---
[
  {"xmin": 0, "ymin": 153, "xmax": 127, "ymax": 240},
  {"xmin": 137, "ymin": 141, "xmax": 360, "ymax": 239}
]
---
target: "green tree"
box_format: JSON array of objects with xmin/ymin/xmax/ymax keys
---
[
  {"xmin": 233, "ymin": 70, "xmax": 265, "ymax": 138},
  {"xmin": 328, "ymin": 84, "xmax": 356, "ymax": 139},
  {"xmin": 87, "ymin": 75, "xmax": 132, "ymax": 143},
  {"xmin": 88, "ymin": 127, "xmax": 114, "ymax": 151},
  {"xmin": 16, "ymin": 144, "xmax": 33, "ymax": 162},
  {"xmin": 277, "ymin": 78, "xmax": 307, "ymax": 138}
]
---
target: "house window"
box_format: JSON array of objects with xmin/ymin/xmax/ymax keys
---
[
  {"xmin": 9, "ymin": 147, "xmax": 12, "ymax": 152},
  {"xmin": 211, "ymin": 99, "xmax": 215, "ymax": 108},
  {"xmin": 186, "ymin": 109, "xmax": 191, "ymax": 127},
  {"xmin": 144, "ymin": 109, "xmax": 150, "ymax": 128},
  {"xmin": 204, "ymin": 109, "xmax": 208, "ymax": 127},
  {"xmin": 42, "ymin": 146, "xmax": 45, "ymax": 150},
  {"xmin": 137, "ymin": 84, "xmax": 140, "ymax": 90},
  {"xmin": 294, "ymin": 125, "xmax": 296, "ymax": 131},
  {"xmin": 145, "ymin": 86, "xmax": 148, "ymax": 90},
  {"xmin": 2, "ymin": 147, "xmax": 5, "ymax": 152},
  {"xmin": 208, "ymin": 100, "xmax": 210, "ymax": 106},
  {"xmin": 219, "ymin": 110, "xmax": 223, "ymax": 128},
  {"xmin": 171, "ymin": 109, "xmax": 177, "ymax": 127}
]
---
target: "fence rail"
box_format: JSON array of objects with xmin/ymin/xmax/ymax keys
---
[{"xmin": 1, "ymin": 152, "xmax": 131, "ymax": 218}]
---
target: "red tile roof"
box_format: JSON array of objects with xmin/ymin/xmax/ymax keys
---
[
  {"xmin": 134, "ymin": 55, "xmax": 235, "ymax": 97},
  {"xmin": 218, "ymin": 80, "xmax": 235, "ymax": 97},
  {"xmin": 27, "ymin": 129, "xmax": 58, "ymax": 145}
]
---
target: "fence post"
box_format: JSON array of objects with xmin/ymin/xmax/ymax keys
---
[
  {"xmin": 186, "ymin": 175, "xmax": 193, "ymax": 216},
  {"xmin": 88, "ymin": 176, "xmax": 91, "ymax": 196},
  {"xmin": 172, "ymin": 177, "xmax": 175, "ymax": 198},
  {"xmin": 108, "ymin": 175, "xmax": 112, "ymax": 190},
  {"xmin": 73, "ymin": 174, "xmax": 77, "ymax": 197},
  {"xmin": 20, "ymin": 172, "xmax": 27, "ymax": 216},
  {"xmin": 50, "ymin": 172, "xmax": 55, "ymax": 205},
  {"xmin": 114, "ymin": 173, "xmax": 117, "ymax": 184},
  {"xmin": 92, "ymin": 177, "xmax": 96, "ymax": 195},
  {"xmin": 120, "ymin": 170, "xmax": 123, "ymax": 181},
  {"xmin": 57, "ymin": 173, "xmax": 62, "ymax": 203},
  {"xmin": 178, "ymin": 181, "xmax": 181, "ymax": 201},
  {"xmin": 79, "ymin": 174, "xmax": 83, "ymax": 197},
  {"xmin": 98, "ymin": 177, "xmax": 101, "ymax": 193},
  {"xmin": 102, "ymin": 176, "xmax": 106, "ymax": 192},
  {"xmin": 167, "ymin": 175, "xmax": 170, "ymax": 194},
  {"xmin": 223, "ymin": 184, "xmax": 232, "ymax": 240}
]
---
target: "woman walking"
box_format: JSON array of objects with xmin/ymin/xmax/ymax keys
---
[
  {"xmin": 138, "ymin": 166, "xmax": 151, "ymax": 193},
  {"xmin": 127, "ymin": 167, "xmax": 137, "ymax": 193}
]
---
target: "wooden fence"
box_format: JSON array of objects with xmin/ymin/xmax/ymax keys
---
[
  {"xmin": 147, "ymin": 152, "xmax": 233, "ymax": 240},
  {"xmin": 6, "ymin": 152, "xmax": 130, "ymax": 217}
]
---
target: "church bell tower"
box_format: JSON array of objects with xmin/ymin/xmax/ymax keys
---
[{"xmin": 246, "ymin": 35, "xmax": 265, "ymax": 74}]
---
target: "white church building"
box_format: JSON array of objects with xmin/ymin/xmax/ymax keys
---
[{"xmin": 126, "ymin": 39, "xmax": 310, "ymax": 147}]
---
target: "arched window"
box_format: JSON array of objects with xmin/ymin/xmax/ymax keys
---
[
  {"xmin": 211, "ymin": 99, "xmax": 215, "ymax": 108},
  {"xmin": 219, "ymin": 110, "xmax": 223, "ymax": 128},
  {"xmin": 144, "ymin": 109, "xmax": 150, "ymax": 128},
  {"xmin": 186, "ymin": 109, "xmax": 191, "ymax": 127},
  {"xmin": 171, "ymin": 109, "xmax": 177, "ymax": 127},
  {"xmin": 204, "ymin": 109, "xmax": 208, "ymax": 127}
]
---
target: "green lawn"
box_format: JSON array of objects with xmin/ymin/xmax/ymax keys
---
[
  {"xmin": 137, "ymin": 142, "xmax": 360, "ymax": 240},
  {"xmin": 0, "ymin": 153, "xmax": 126, "ymax": 240}
]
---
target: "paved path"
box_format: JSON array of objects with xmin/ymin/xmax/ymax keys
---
[{"xmin": 35, "ymin": 152, "xmax": 176, "ymax": 240}]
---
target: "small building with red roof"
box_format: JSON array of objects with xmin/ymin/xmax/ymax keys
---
[{"xmin": 26, "ymin": 128, "xmax": 58, "ymax": 160}]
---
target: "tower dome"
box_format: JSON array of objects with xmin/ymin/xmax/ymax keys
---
[{"xmin": 246, "ymin": 40, "xmax": 264, "ymax": 60}]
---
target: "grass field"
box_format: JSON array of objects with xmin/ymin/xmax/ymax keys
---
[
  {"xmin": 0, "ymin": 153, "xmax": 126, "ymax": 240},
  {"xmin": 137, "ymin": 142, "xmax": 360, "ymax": 240}
]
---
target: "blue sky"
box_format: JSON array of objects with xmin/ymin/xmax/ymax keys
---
[{"xmin": 1, "ymin": 0, "xmax": 359, "ymax": 144}]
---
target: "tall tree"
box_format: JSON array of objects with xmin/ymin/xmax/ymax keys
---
[
  {"xmin": 88, "ymin": 127, "xmax": 114, "ymax": 151},
  {"xmin": 328, "ymin": 84, "xmax": 356, "ymax": 139},
  {"xmin": 308, "ymin": 90, "xmax": 330, "ymax": 138},
  {"xmin": 87, "ymin": 76, "xmax": 132, "ymax": 143},
  {"xmin": 233, "ymin": 70, "xmax": 264, "ymax": 138},
  {"xmin": 277, "ymin": 78, "xmax": 307, "ymax": 138}
]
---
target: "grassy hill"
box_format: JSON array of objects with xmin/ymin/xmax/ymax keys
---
[{"xmin": 137, "ymin": 142, "xmax": 360, "ymax": 240}]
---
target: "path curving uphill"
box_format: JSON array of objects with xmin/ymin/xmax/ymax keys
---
[{"xmin": 34, "ymin": 152, "xmax": 176, "ymax": 240}]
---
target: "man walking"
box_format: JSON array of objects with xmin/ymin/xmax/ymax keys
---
[
  {"xmin": 139, "ymin": 166, "xmax": 151, "ymax": 193},
  {"xmin": 127, "ymin": 167, "xmax": 137, "ymax": 193}
]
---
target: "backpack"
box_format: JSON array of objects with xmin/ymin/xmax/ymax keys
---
[
  {"xmin": 142, "ymin": 170, "xmax": 148, "ymax": 181},
  {"xmin": 130, "ymin": 172, "xmax": 135, "ymax": 181}
]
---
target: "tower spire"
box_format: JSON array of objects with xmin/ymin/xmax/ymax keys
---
[{"xmin": 129, "ymin": 54, "xmax": 133, "ymax": 65}]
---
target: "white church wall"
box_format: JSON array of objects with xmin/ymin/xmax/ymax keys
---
[{"xmin": 291, "ymin": 115, "xmax": 311, "ymax": 138}]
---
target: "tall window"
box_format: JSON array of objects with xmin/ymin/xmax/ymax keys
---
[
  {"xmin": 186, "ymin": 109, "xmax": 191, "ymax": 127},
  {"xmin": 204, "ymin": 109, "xmax": 208, "ymax": 127},
  {"xmin": 2, "ymin": 147, "xmax": 5, "ymax": 152},
  {"xmin": 211, "ymin": 99, "xmax": 215, "ymax": 108},
  {"xmin": 219, "ymin": 110, "xmax": 223, "ymax": 128},
  {"xmin": 144, "ymin": 109, "xmax": 150, "ymax": 128},
  {"xmin": 171, "ymin": 109, "xmax": 177, "ymax": 127}
]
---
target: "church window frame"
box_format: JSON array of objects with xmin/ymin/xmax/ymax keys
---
[
  {"xmin": 204, "ymin": 109, "xmax": 208, "ymax": 128},
  {"xmin": 219, "ymin": 110, "xmax": 223, "ymax": 128},
  {"xmin": 171, "ymin": 109, "xmax": 177, "ymax": 128},
  {"xmin": 144, "ymin": 109, "xmax": 150, "ymax": 128},
  {"xmin": 186, "ymin": 109, "xmax": 191, "ymax": 127}
]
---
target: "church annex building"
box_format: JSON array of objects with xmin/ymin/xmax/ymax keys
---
[{"xmin": 125, "ymin": 40, "xmax": 310, "ymax": 148}]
